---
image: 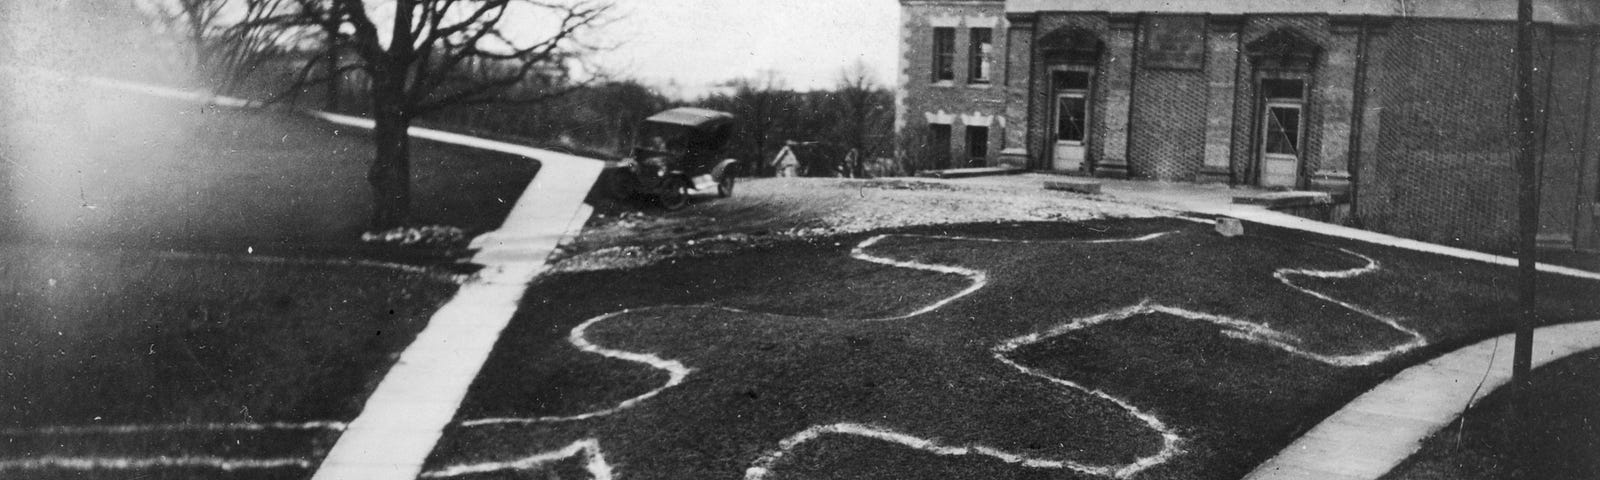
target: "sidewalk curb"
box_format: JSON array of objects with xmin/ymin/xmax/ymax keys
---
[
  {"xmin": 36, "ymin": 71, "xmax": 607, "ymax": 480},
  {"xmin": 307, "ymin": 115, "xmax": 604, "ymax": 480},
  {"xmin": 1243, "ymin": 320, "xmax": 1600, "ymax": 480}
]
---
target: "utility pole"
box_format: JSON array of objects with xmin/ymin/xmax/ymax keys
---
[
  {"xmin": 1512, "ymin": 0, "xmax": 1537, "ymax": 387},
  {"xmin": 1509, "ymin": 2, "xmax": 1539, "ymax": 477}
]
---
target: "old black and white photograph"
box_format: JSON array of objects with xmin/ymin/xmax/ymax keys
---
[{"xmin": 3, "ymin": 1, "xmax": 1600, "ymax": 479}]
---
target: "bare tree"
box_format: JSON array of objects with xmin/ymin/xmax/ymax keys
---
[
  {"xmin": 156, "ymin": 0, "xmax": 229, "ymax": 71},
  {"xmin": 713, "ymin": 70, "xmax": 791, "ymax": 177},
  {"xmin": 831, "ymin": 61, "xmax": 891, "ymax": 178},
  {"xmin": 143, "ymin": 0, "xmax": 302, "ymax": 93},
  {"xmin": 225, "ymin": 0, "xmax": 612, "ymax": 228}
]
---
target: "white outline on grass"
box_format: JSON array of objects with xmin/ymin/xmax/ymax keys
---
[
  {"xmin": 460, "ymin": 231, "xmax": 1171, "ymax": 428},
  {"xmin": 0, "ymin": 420, "xmax": 607, "ymax": 479},
  {"xmin": 420, "ymin": 439, "xmax": 613, "ymax": 479},
  {"xmin": 0, "ymin": 420, "xmax": 346, "ymax": 436},
  {"xmin": 747, "ymin": 245, "xmax": 1427, "ymax": 480},
  {"xmin": 0, "ymin": 455, "xmax": 312, "ymax": 471},
  {"xmin": 460, "ymin": 309, "xmax": 695, "ymax": 426},
  {"xmin": 4, "ymin": 228, "xmax": 1425, "ymax": 479},
  {"xmin": 0, "ymin": 422, "xmax": 342, "ymax": 475},
  {"xmin": 157, "ymin": 250, "xmax": 469, "ymax": 284},
  {"xmin": 444, "ymin": 230, "xmax": 1175, "ymax": 477}
]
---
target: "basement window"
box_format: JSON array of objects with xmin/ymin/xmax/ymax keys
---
[
  {"xmin": 967, "ymin": 125, "xmax": 989, "ymax": 160},
  {"xmin": 929, "ymin": 123, "xmax": 953, "ymax": 168}
]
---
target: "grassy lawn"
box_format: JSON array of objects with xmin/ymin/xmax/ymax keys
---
[
  {"xmin": 1381, "ymin": 347, "xmax": 1600, "ymax": 480},
  {"xmin": 1, "ymin": 84, "xmax": 538, "ymax": 259},
  {"xmin": 422, "ymin": 217, "xmax": 1600, "ymax": 479},
  {"xmin": 0, "ymin": 244, "xmax": 457, "ymax": 479},
  {"xmin": 0, "ymin": 81, "xmax": 541, "ymax": 478}
]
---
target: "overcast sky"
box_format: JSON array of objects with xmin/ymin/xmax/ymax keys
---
[{"xmin": 589, "ymin": 0, "xmax": 900, "ymax": 98}]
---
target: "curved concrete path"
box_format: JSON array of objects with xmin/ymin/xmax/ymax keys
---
[
  {"xmin": 19, "ymin": 70, "xmax": 607, "ymax": 480},
  {"xmin": 303, "ymin": 114, "xmax": 603, "ymax": 480},
  {"xmin": 1243, "ymin": 320, "xmax": 1600, "ymax": 480},
  {"xmin": 1069, "ymin": 178, "xmax": 1600, "ymax": 479}
]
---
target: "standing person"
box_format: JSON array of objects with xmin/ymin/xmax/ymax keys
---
[{"xmin": 842, "ymin": 148, "xmax": 860, "ymax": 178}]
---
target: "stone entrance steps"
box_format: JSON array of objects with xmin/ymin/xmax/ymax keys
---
[{"xmin": 914, "ymin": 166, "xmax": 1026, "ymax": 179}]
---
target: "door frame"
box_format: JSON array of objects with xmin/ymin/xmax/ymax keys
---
[
  {"xmin": 1049, "ymin": 66, "xmax": 1095, "ymax": 172},
  {"xmin": 1252, "ymin": 74, "xmax": 1311, "ymax": 188}
]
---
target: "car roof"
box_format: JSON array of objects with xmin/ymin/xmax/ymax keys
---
[{"xmin": 644, "ymin": 107, "xmax": 735, "ymax": 130}]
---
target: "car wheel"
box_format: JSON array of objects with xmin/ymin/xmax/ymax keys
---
[
  {"xmin": 607, "ymin": 168, "xmax": 640, "ymax": 200},
  {"xmin": 716, "ymin": 173, "xmax": 735, "ymax": 198},
  {"xmin": 658, "ymin": 177, "xmax": 691, "ymax": 211}
]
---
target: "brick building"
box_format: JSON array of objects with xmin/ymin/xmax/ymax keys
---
[{"xmin": 896, "ymin": 0, "xmax": 1600, "ymax": 252}]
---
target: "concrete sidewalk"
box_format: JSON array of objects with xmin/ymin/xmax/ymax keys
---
[
  {"xmin": 32, "ymin": 72, "xmax": 608, "ymax": 479},
  {"xmin": 966, "ymin": 174, "xmax": 1600, "ymax": 281},
  {"xmin": 960, "ymin": 174, "xmax": 1600, "ymax": 479},
  {"xmin": 307, "ymin": 113, "xmax": 604, "ymax": 480},
  {"xmin": 1243, "ymin": 320, "xmax": 1600, "ymax": 480},
  {"xmin": 1065, "ymin": 176, "xmax": 1600, "ymax": 479}
]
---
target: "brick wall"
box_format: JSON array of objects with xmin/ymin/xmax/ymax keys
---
[
  {"xmin": 898, "ymin": 1, "xmax": 1008, "ymax": 172},
  {"xmin": 1538, "ymin": 32, "xmax": 1594, "ymax": 242},
  {"xmin": 1356, "ymin": 20, "xmax": 1524, "ymax": 250},
  {"xmin": 1016, "ymin": 13, "xmax": 1361, "ymax": 184},
  {"xmin": 1001, "ymin": 17, "xmax": 1034, "ymax": 167},
  {"xmin": 1025, "ymin": 13, "xmax": 1120, "ymax": 173},
  {"xmin": 1126, "ymin": 15, "xmax": 1209, "ymax": 181},
  {"xmin": 902, "ymin": 6, "xmax": 1598, "ymax": 251},
  {"xmin": 1580, "ymin": 36, "xmax": 1600, "ymax": 250},
  {"xmin": 1313, "ymin": 20, "xmax": 1362, "ymax": 190},
  {"xmin": 1230, "ymin": 16, "xmax": 1342, "ymax": 185},
  {"xmin": 1200, "ymin": 17, "xmax": 1242, "ymax": 181}
]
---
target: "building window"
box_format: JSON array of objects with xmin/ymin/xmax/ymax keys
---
[
  {"xmin": 1057, "ymin": 96, "xmax": 1088, "ymax": 143},
  {"xmin": 1260, "ymin": 79, "xmax": 1306, "ymax": 157},
  {"xmin": 933, "ymin": 27, "xmax": 955, "ymax": 82},
  {"xmin": 929, "ymin": 123, "xmax": 953, "ymax": 168},
  {"xmin": 1263, "ymin": 105, "xmax": 1302, "ymax": 156},
  {"xmin": 1261, "ymin": 78, "xmax": 1306, "ymax": 101},
  {"xmin": 1053, "ymin": 70, "xmax": 1092, "ymax": 144},
  {"xmin": 969, "ymin": 28, "xmax": 993, "ymax": 84},
  {"xmin": 967, "ymin": 125, "xmax": 989, "ymax": 161},
  {"xmin": 1054, "ymin": 70, "xmax": 1092, "ymax": 91}
]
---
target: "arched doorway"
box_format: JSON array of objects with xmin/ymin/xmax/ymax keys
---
[
  {"xmin": 1245, "ymin": 29, "xmax": 1321, "ymax": 188},
  {"xmin": 1039, "ymin": 28, "xmax": 1104, "ymax": 172}
]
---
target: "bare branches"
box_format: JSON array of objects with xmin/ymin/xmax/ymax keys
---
[
  {"xmin": 186, "ymin": 0, "xmax": 610, "ymax": 119},
  {"xmin": 405, "ymin": 0, "xmax": 613, "ymax": 115}
]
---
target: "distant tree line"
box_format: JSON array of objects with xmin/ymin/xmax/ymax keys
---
[
  {"xmin": 137, "ymin": 0, "xmax": 613, "ymax": 228},
  {"xmin": 424, "ymin": 65, "xmax": 898, "ymax": 179},
  {"xmin": 46, "ymin": 0, "xmax": 900, "ymax": 227}
]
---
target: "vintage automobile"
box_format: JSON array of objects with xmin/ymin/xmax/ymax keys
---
[{"xmin": 612, "ymin": 107, "xmax": 740, "ymax": 210}]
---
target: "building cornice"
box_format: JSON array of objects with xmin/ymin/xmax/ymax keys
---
[
  {"xmin": 1006, "ymin": 0, "xmax": 1597, "ymax": 26},
  {"xmin": 901, "ymin": 0, "xmax": 1003, "ymax": 6}
]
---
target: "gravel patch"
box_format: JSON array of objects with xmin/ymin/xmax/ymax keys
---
[{"xmin": 550, "ymin": 176, "xmax": 1169, "ymax": 272}]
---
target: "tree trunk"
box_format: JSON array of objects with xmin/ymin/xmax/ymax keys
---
[
  {"xmin": 369, "ymin": 87, "xmax": 411, "ymax": 230},
  {"xmin": 323, "ymin": 17, "xmax": 340, "ymax": 112}
]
